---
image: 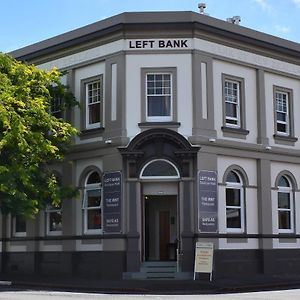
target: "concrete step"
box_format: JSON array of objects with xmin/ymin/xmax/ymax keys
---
[
  {"xmin": 142, "ymin": 261, "xmax": 177, "ymax": 267},
  {"xmin": 141, "ymin": 261, "xmax": 177, "ymax": 279},
  {"xmin": 141, "ymin": 266, "xmax": 176, "ymax": 273}
]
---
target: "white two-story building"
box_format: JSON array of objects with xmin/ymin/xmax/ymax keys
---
[{"xmin": 4, "ymin": 8, "xmax": 300, "ymax": 280}]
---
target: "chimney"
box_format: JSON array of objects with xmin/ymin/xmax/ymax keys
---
[
  {"xmin": 226, "ymin": 16, "xmax": 241, "ymax": 25},
  {"xmin": 198, "ymin": 3, "xmax": 206, "ymax": 14}
]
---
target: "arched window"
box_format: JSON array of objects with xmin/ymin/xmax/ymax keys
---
[
  {"xmin": 140, "ymin": 159, "xmax": 180, "ymax": 180},
  {"xmin": 46, "ymin": 175, "xmax": 62, "ymax": 236},
  {"xmin": 82, "ymin": 171, "xmax": 102, "ymax": 234},
  {"xmin": 277, "ymin": 175, "xmax": 294, "ymax": 233},
  {"xmin": 225, "ymin": 170, "xmax": 245, "ymax": 233}
]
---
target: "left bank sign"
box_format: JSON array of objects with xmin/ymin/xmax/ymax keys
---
[
  {"xmin": 127, "ymin": 38, "xmax": 192, "ymax": 50},
  {"xmin": 103, "ymin": 171, "xmax": 122, "ymax": 233}
]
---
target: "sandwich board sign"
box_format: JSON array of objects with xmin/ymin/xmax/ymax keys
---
[{"xmin": 194, "ymin": 242, "xmax": 214, "ymax": 281}]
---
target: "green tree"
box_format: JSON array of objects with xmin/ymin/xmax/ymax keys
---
[{"xmin": 0, "ymin": 53, "xmax": 78, "ymax": 217}]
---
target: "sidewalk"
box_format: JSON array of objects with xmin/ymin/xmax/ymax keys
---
[{"xmin": 2, "ymin": 273, "xmax": 300, "ymax": 294}]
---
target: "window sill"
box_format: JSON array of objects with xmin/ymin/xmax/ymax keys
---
[
  {"xmin": 84, "ymin": 229, "xmax": 103, "ymax": 235},
  {"xmin": 138, "ymin": 122, "xmax": 181, "ymax": 129},
  {"xmin": 12, "ymin": 233, "xmax": 27, "ymax": 238},
  {"xmin": 226, "ymin": 229, "xmax": 245, "ymax": 234},
  {"xmin": 273, "ymin": 134, "xmax": 298, "ymax": 146},
  {"xmin": 80, "ymin": 127, "xmax": 105, "ymax": 140},
  {"xmin": 221, "ymin": 126, "xmax": 249, "ymax": 139},
  {"xmin": 46, "ymin": 231, "xmax": 62, "ymax": 236}
]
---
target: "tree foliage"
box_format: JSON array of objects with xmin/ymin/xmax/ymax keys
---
[{"xmin": 0, "ymin": 53, "xmax": 78, "ymax": 217}]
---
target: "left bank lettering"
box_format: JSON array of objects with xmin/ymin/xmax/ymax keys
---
[{"xmin": 129, "ymin": 39, "xmax": 189, "ymax": 49}]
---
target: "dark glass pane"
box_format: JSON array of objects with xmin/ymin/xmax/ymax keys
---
[
  {"xmin": 278, "ymin": 176, "xmax": 290, "ymax": 187},
  {"xmin": 147, "ymin": 96, "xmax": 171, "ymax": 116},
  {"xmin": 50, "ymin": 96, "xmax": 62, "ymax": 118},
  {"xmin": 277, "ymin": 112, "xmax": 286, "ymax": 122},
  {"xmin": 147, "ymin": 81, "xmax": 154, "ymax": 88},
  {"xmin": 89, "ymin": 103, "xmax": 100, "ymax": 124},
  {"xmin": 277, "ymin": 123, "xmax": 287, "ymax": 133},
  {"xmin": 226, "ymin": 188, "xmax": 241, "ymax": 206},
  {"xmin": 15, "ymin": 216, "xmax": 26, "ymax": 233},
  {"xmin": 164, "ymin": 87, "xmax": 171, "ymax": 94},
  {"xmin": 88, "ymin": 210, "xmax": 101, "ymax": 230},
  {"xmin": 147, "ymin": 74, "xmax": 154, "ymax": 81},
  {"xmin": 142, "ymin": 160, "xmax": 178, "ymax": 177},
  {"xmin": 226, "ymin": 171, "xmax": 240, "ymax": 183},
  {"xmin": 163, "ymin": 79, "xmax": 171, "ymax": 88},
  {"xmin": 156, "ymin": 81, "xmax": 163, "ymax": 88},
  {"xmin": 225, "ymin": 103, "xmax": 237, "ymax": 118},
  {"xmin": 226, "ymin": 118, "xmax": 238, "ymax": 125},
  {"xmin": 155, "ymin": 74, "xmax": 162, "ymax": 81},
  {"xmin": 87, "ymin": 172, "xmax": 101, "ymax": 184},
  {"xmin": 87, "ymin": 189, "xmax": 101, "ymax": 207},
  {"xmin": 49, "ymin": 211, "xmax": 62, "ymax": 232},
  {"xmin": 278, "ymin": 192, "xmax": 290, "ymax": 209},
  {"xmin": 226, "ymin": 208, "xmax": 241, "ymax": 228},
  {"xmin": 278, "ymin": 211, "xmax": 291, "ymax": 229}
]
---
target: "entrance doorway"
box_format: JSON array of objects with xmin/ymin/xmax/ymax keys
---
[{"xmin": 144, "ymin": 195, "xmax": 177, "ymax": 261}]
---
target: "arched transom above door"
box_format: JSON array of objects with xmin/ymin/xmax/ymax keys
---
[{"xmin": 119, "ymin": 128, "xmax": 199, "ymax": 178}]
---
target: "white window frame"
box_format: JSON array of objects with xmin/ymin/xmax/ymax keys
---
[
  {"xmin": 140, "ymin": 159, "xmax": 180, "ymax": 181},
  {"xmin": 85, "ymin": 79, "xmax": 102, "ymax": 130},
  {"xmin": 225, "ymin": 172, "xmax": 245, "ymax": 233},
  {"xmin": 46, "ymin": 205, "xmax": 62, "ymax": 236},
  {"xmin": 12, "ymin": 215, "xmax": 26, "ymax": 237},
  {"xmin": 82, "ymin": 171, "xmax": 102, "ymax": 234},
  {"xmin": 275, "ymin": 91, "xmax": 289, "ymax": 136},
  {"xmin": 224, "ymin": 79, "xmax": 241, "ymax": 128},
  {"xmin": 278, "ymin": 176, "xmax": 294, "ymax": 234},
  {"xmin": 146, "ymin": 73, "xmax": 173, "ymax": 122},
  {"xmin": 50, "ymin": 95, "xmax": 63, "ymax": 118}
]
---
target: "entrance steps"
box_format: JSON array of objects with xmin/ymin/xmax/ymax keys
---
[
  {"xmin": 141, "ymin": 261, "xmax": 177, "ymax": 279},
  {"xmin": 124, "ymin": 261, "xmax": 178, "ymax": 280}
]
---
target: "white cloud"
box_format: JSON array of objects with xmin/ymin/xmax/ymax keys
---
[
  {"xmin": 293, "ymin": 0, "xmax": 300, "ymax": 7},
  {"xmin": 274, "ymin": 25, "xmax": 290, "ymax": 33},
  {"xmin": 254, "ymin": 0, "xmax": 268, "ymax": 10},
  {"xmin": 253, "ymin": 0, "xmax": 276, "ymax": 14}
]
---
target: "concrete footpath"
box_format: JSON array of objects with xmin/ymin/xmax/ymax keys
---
[{"xmin": 2, "ymin": 274, "xmax": 300, "ymax": 294}]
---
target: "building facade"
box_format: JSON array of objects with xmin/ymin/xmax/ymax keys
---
[{"xmin": 3, "ymin": 10, "xmax": 300, "ymax": 280}]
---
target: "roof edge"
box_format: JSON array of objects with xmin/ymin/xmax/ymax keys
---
[{"xmin": 10, "ymin": 11, "xmax": 300, "ymax": 61}]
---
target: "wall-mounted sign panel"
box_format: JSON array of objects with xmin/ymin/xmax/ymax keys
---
[
  {"xmin": 198, "ymin": 170, "xmax": 218, "ymax": 233},
  {"xmin": 103, "ymin": 171, "xmax": 122, "ymax": 233},
  {"xmin": 126, "ymin": 39, "xmax": 192, "ymax": 50}
]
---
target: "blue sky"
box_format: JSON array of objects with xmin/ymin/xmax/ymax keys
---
[{"xmin": 2, "ymin": 0, "xmax": 300, "ymax": 53}]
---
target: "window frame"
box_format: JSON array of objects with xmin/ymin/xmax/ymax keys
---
[
  {"xmin": 50, "ymin": 94, "xmax": 63, "ymax": 119},
  {"xmin": 12, "ymin": 215, "xmax": 27, "ymax": 237},
  {"xmin": 46, "ymin": 204, "xmax": 62, "ymax": 236},
  {"xmin": 221, "ymin": 74, "xmax": 248, "ymax": 137},
  {"xmin": 225, "ymin": 171, "xmax": 245, "ymax": 233},
  {"xmin": 82, "ymin": 171, "xmax": 102, "ymax": 235},
  {"xmin": 273, "ymin": 86, "xmax": 294, "ymax": 139},
  {"xmin": 141, "ymin": 68, "xmax": 177, "ymax": 123},
  {"xmin": 277, "ymin": 175, "xmax": 294, "ymax": 234},
  {"xmin": 224, "ymin": 79, "xmax": 241, "ymax": 127},
  {"xmin": 81, "ymin": 75, "xmax": 104, "ymax": 131}
]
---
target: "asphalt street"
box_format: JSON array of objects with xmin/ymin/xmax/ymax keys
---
[{"xmin": 2, "ymin": 289, "xmax": 300, "ymax": 300}]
